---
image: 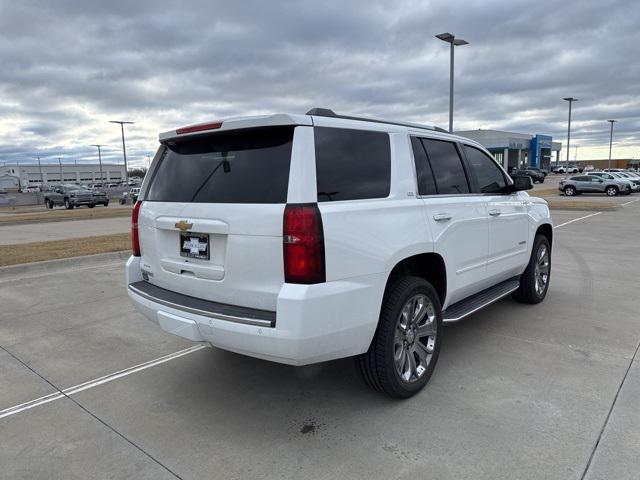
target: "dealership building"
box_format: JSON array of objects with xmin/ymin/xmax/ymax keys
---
[
  {"xmin": 456, "ymin": 130, "xmax": 562, "ymax": 171},
  {"xmin": 0, "ymin": 163, "xmax": 126, "ymax": 189}
]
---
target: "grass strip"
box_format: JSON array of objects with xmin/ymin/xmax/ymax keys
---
[
  {"xmin": 0, "ymin": 207, "xmax": 131, "ymax": 226},
  {"xmin": 0, "ymin": 233, "xmax": 131, "ymax": 266}
]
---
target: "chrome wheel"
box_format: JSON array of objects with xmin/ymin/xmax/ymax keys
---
[
  {"xmin": 534, "ymin": 244, "xmax": 550, "ymax": 296},
  {"xmin": 606, "ymin": 187, "xmax": 617, "ymax": 196},
  {"xmin": 393, "ymin": 294, "xmax": 437, "ymax": 383}
]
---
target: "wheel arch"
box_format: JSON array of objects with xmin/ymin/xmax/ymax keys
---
[
  {"xmin": 384, "ymin": 252, "xmax": 447, "ymax": 306},
  {"xmin": 536, "ymin": 223, "xmax": 553, "ymax": 251}
]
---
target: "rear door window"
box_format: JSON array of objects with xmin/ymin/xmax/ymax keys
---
[
  {"xmin": 410, "ymin": 137, "xmax": 437, "ymax": 195},
  {"xmin": 420, "ymin": 138, "xmax": 470, "ymax": 194},
  {"xmin": 314, "ymin": 127, "xmax": 391, "ymax": 202},
  {"xmin": 145, "ymin": 126, "xmax": 294, "ymax": 203}
]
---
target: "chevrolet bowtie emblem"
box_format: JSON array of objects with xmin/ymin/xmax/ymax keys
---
[{"xmin": 175, "ymin": 220, "xmax": 193, "ymax": 231}]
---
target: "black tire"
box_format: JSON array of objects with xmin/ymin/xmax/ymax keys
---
[
  {"xmin": 605, "ymin": 186, "xmax": 618, "ymax": 197},
  {"xmin": 512, "ymin": 234, "xmax": 551, "ymax": 304},
  {"xmin": 356, "ymin": 276, "xmax": 443, "ymax": 399},
  {"xmin": 564, "ymin": 185, "xmax": 576, "ymax": 196},
  {"xmin": 88, "ymin": 203, "xmax": 95, "ymax": 208},
  {"xmin": 64, "ymin": 198, "xmax": 73, "ymax": 209},
  {"xmin": 104, "ymin": 200, "xmax": 109, "ymax": 206},
  {"xmin": 46, "ymin": 199, "xmax": 53, "ymax": 209}
]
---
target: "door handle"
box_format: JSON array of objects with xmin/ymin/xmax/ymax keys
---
[
  {"xmin": 489, "ymin": 209, "xmax": 501, "ymax": 217},
  {"xmin": 433, "ymin": 213, "xmax": 452, "ymax": 222}
]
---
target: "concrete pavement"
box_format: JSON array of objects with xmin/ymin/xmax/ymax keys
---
[
  {"xmin": 0, "ymin": 216, "xmax": 129, "ymax": 245},
  {"xmin": 0, "ymin": 206, "xmax": 638, "ymax": 479}
]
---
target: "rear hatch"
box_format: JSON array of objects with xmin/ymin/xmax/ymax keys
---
[{"xmin": 138, "ymin": 125, "xmax": 296, "ymax": 311}]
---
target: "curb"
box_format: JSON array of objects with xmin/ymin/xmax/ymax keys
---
[{"xmin": 0, "ymin": 250, "xmax": 130, "ymax": 279}]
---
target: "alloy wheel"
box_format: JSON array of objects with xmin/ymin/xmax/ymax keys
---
[
  {"xmin": 393, "ymin": 294, "xmax": 437, "ymax": 383},
  {"xmin": 534, "ymin": 244, "xmax": 550, "ymax": 296}
]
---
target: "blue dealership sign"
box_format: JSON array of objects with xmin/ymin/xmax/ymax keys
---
[{"xmin": 530, "ymin": 134, "xmax": 552, "ymax": 167}]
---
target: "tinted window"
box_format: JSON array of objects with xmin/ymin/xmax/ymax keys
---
[
  {"xmin": 463, "ymin": 145, "xmax": 507, "ymax": 194},
  {"xmin": 314, "ymin": 127, "xmax": 391, "ymax": 202},
  {"xmin": 146, "ymin": 127, "xmax": 293, "ymax": 203},
  {"xmin": 410, "ymin": 137, "xmax": 437, "ymax": 195},
  {"xmin": 421, "ymin": 139, "xmax": 470, "ymax": 194}
]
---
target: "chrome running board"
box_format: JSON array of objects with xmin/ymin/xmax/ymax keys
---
[{"xmin": 442, "ymin": 277, "xmax": 520, "ymax": 324}]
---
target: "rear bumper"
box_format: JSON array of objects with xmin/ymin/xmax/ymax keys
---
[{"xmin": 126, "ymin": 256, "xmax": 386, "ymax": 365}]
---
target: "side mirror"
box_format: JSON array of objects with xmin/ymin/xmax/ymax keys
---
[{"xmin": 509, "ymin": 175, "xmax": 533, "ymax": 192}]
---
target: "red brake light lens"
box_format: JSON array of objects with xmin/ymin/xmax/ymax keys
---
[
  {"xmin": 176, "ymin": 121, "xmax": 223, "ymax": 134},
  {"xmin": 283, "ymin": 204, "xmax": 325, "ymax": 284},
  {"xmin": 132, "ymin": 201, "xmax": 142, "ymax": 256}
]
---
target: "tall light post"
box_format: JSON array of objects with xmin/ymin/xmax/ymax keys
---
[
  {"xmin": 91, "ymin": 144, "xmax": 105, "ymax": 184},
  {"xmin": 58, "ymin": 156, "xmax": 63, "ymax": 184},
  {"xmin": 436, "ymin": 32, "xmax": 469, "ymax": 133},
  {"xmin": 607, "ymin": 120, "xmax": 617, "ymax": 170},
  {"xmin": 36, "ymin": 155, "xmax": 44, "ymax": 185},
  {"xmin": 563, "ymin": 97, "xmax": 578, "ymax": 171},
  {"xmin": 109, "ymin": 120, "xmax": 134, "ymax": 183}
]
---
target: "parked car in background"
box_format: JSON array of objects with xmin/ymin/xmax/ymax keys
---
[
  {"xmin": 527, "ymin": 167, "xmax": 548, "ymax": 177},
  {"xmin": 557, "ymin": 165, "xmax": 580, "ymax": 174},
  {"xmin": 119, "ymin": 187, "xmax": 140, "ymax": 204},
  {"xmin": 43, "ymin": 184, "xmax": 99, "ymax": 209},
  {"xmin": 126, "ymin": 109, "xmax": 553, "ymax": 398},
  {"xmin": 610, "ymin": 172, "xmax": 640, "ymax": 192},
  {"xmin": 561, "ymin": 175, "xmax": 630, "ymax": 196},
  {"xmin": 513, "ymin": 168, "xmax": 545, "ymax": 184},
  {"xmin": 90, "ymin": 188, "xmax": 109, "ymax": 206},
  {"xmin": 586, "ymin": 172, "xmax": 636, "ymax": 192},
  {"xmin": 582, "ymin": 165, "xmax": 595, "ymax": 173}
]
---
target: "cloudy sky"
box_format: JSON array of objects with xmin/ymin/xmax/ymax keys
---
[{"xmin": 1, "ymin": 0, "xmax": 638, "ymax": 168}]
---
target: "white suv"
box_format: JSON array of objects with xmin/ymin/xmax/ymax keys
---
[{"xmin": 127, "ymin": 108, "xmax": 553, "ymax": 398}]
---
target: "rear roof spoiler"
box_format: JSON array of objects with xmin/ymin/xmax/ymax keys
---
[{"xmin": 160, "ymin": 113, "xmax": 311, "ymax": 142}]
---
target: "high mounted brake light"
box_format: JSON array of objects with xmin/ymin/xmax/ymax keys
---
[
  {"xmin": 175, "ymin": 121, "xmax": 223, "ymax": 135},
  {"xmin": 283, "ymin": 204, "xmax": 326, "ymax": 284}
]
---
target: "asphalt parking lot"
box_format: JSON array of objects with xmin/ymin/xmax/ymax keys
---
[{"xmin": 1, "ymin": 205, "xmax": 639, "ymax": 479}]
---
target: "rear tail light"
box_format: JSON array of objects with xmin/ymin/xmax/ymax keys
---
[
  {"xmin": 132, "ymin": 201, "xmax": 142, "ymax": 256},
  {"xmin": 283, "ymin": 204, "xmax": 325, "ymax": 284}
]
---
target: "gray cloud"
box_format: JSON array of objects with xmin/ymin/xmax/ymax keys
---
[{"xmin": 0, "ymin": 0, "xmax": 638, "ymax": 168}]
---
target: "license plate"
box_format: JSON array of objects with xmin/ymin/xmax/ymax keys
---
[{"xmin": 180, "ymin": 233, "xmax": 210, "ymax": 260}]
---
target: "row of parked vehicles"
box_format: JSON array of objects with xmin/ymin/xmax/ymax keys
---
[
  {"xmin": 559, "ymin": 169, "xmax": 640, "ymax": 196},
  {"xmin": 42, "ymin": 184, "xmax": 110, "ymax": 209}
]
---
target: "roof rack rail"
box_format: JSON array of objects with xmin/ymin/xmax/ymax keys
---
[{"xmin": 305, "ymin": 107, "xmax": 448, "ymax": 133}]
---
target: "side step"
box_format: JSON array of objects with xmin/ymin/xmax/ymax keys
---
[{"xmin": 442, "ymin": 277, "xmax": 520, "ymax": 324}]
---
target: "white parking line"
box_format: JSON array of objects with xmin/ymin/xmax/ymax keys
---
[
  {"xmin": 621, "ymin": 198, "xmax": 640, "ymax": 206},
  {"xmin": 553, "ymin": 212, "xmax": 602, "ymax": 229},
  {"xmin": 0, "ymin": 344, "xmax": 208, "ymax": 420}
]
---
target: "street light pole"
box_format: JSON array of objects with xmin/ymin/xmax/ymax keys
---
[
  {"xmin": 58, "ymin": 157, "xmax": 63, "ymax": 184},
  {"xmin": 607, "ymin": 120, "xmax": 617, "ymax": 170},
  {"xmin": 91, "ymin": 144, "xmax": 105, "ymax": 185},
  {"xmin": 109, "ymin": 120, "xmax": 134, "ymax": 184},
  {"xmin": 563, "ymin": 97, "xmax": 578, "ymax": 171},
  {"xmin": 436, "ymin": 32, "xmax": 469, "ymax": 133},
  {"xmin": 36, "ymin": 155, "xmax": 43, "ymax": 186}
]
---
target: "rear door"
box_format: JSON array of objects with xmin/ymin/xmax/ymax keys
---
[
  {"xmin": 411, "ymin": 136, "xmax": 490, "ymax": 305},
  {"xmin": 138, "ymin": 125, "xmax": 304, "ymax": 311}
]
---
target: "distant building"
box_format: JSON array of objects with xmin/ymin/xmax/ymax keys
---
[
  {"xmin": 0, "ymin": 163, "xmax": 126, "ymax": 189},
  {"xmin": 0, "ymin": 174, "xmax": 20, "ymax": 191},
  {"xmin": 574, "ymin": 159, "xmax": 638, "ymax": 170},
  {"xmin": 455, "ymin": 129, "xmax": 562, "ymax": 171}
]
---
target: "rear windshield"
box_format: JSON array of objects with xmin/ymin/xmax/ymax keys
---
[{"xmin": 146, "ymin": 126, "xmax": 294, "ymax": 203}]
